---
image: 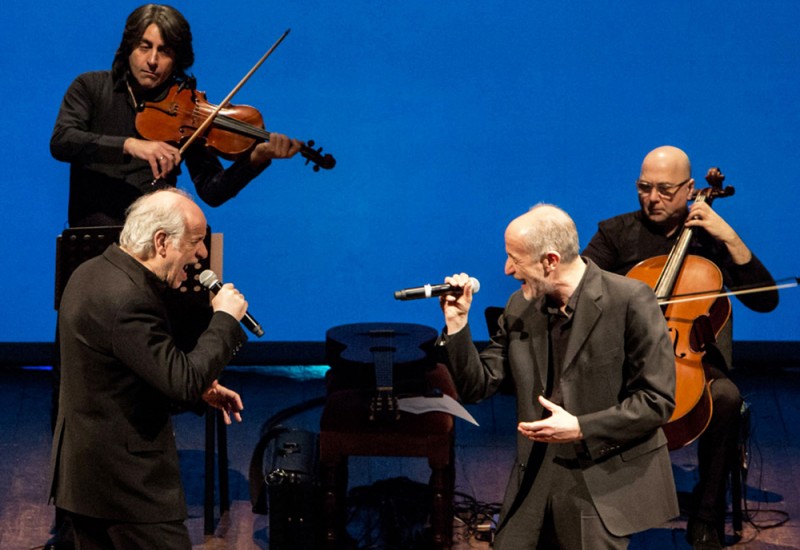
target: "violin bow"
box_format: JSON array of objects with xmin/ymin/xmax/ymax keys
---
[
  {"xmin": 152, "ymin": 29, "xmax": 291, "ymax": 183},
  {"xmin": 657, "ymin": 277, "xmax": 799, "ymax": 306}
]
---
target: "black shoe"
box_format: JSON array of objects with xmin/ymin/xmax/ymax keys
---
[
  {"xmin": 43, "ymin": 523, "xmax": 75, "ymax": 550},
  {"xmin": 43, "ymin": 535, "xmax": 74, "ymax": 550},
  {"xmin": 686, "ymin": 517, "xmax": 723, "ymax": 549}
]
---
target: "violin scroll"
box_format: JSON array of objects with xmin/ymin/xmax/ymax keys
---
[{"xmin": 302, "ymin": 140, "xmax": 336, "ymax": 172}]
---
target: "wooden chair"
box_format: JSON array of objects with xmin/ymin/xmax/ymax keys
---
[{"xmin": 319, "ymin": 322, "xmax": 456, "ymax": 549}]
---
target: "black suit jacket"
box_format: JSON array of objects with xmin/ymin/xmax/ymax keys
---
[
  {"xmin": 440, "ymin": 259, "xmax": 679, "ymax": 537},
  {"xmin": 50, "ymin": 244, "xmax": 246, "ymax": 522}
]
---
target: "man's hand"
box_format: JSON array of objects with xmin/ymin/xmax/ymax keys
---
[
  {"xmin": 123, "ymin": 138, "xmax": 181, "ymax": 179},
  {"xmin": 439, "ymin": 272, "xmax": 475, "ymax": 336},
  {"xmin": 248, "ymin": 132, "xmax": 303, "ymax": 166},
  {"xmin": 518, "ymin": 396, "xmax": 583, "ymax": 443},
  {"xmin": 202, "ymin": 380, "xmax": 244, "ymax": 424},
  {"xmin": 210, "ymin": 282, "xmax": 248, "ymax": 322},
  {"xmin": 685, "ymin": 201, "xmax": 752, "ymax": 264}
]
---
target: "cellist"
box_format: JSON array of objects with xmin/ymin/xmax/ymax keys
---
[
  {"xmin": 582, "ymin": 145, "xmax": 778, "ymax": 549},
  {"xmin": 50, "ymin": 3, "xmax": 302, "ymax": 228}
]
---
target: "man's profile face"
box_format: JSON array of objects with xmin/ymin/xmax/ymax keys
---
[
  {"xmin": 504, "ymin": 230, "xmax": 554, "ymax": 301},
  {"xmin": 161, "ymin": 210, "xmax": 207, "ymax": 289},
  {"xmin": 128, "ymin": 23, "xmax": 176, "ymax": 91}
]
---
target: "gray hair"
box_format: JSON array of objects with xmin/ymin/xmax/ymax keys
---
[
  {"xmin": 523, "ymin": 203, "xmax": 580, "ymax": 262},
  {"xmin": 119, "ymin": 188, "xmax": 192, "ymax": 257}
]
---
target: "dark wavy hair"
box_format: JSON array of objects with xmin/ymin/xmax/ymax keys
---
[{"xmin": 111, "ymin": 4, "xmax": 194, "ymax": 83}]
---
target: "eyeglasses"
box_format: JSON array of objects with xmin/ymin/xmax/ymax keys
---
[{"xmin": 636, "ymin": 177, "xmax": 691, "ymax": 199}]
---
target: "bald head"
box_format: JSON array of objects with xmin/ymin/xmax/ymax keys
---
[
  {"xmin": 640, "ymin": 145, "xmax": 692, "ymax": 182},
  {"xmin": 506, "ymin": 204, "xmax": 580, "ymax": 262}
]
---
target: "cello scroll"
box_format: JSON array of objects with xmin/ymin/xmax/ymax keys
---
[{"xmin": 690, "ymin": 167, "xmax": 734, "ymax": 201}]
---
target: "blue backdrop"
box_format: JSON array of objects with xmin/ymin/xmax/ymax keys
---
[{"xmin": 3, "ymin": 1, "xmax": 798, "ymax": 343}]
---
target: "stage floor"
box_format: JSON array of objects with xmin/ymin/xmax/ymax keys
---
[{"xmin": 1, "ymin": 362, "xmax": 798, "ymax": 549}]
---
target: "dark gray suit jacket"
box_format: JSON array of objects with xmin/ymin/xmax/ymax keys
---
[
  {"xmin": 50, "ymin": 244, "xmax": 246, "ymax": 522},
  {"xmin": 440, "ymin": 259, "xmax": 679, "ymax": 537}
]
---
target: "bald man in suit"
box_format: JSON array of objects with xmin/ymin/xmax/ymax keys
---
[{"xmin": 437, "ymin": 204, "xmax": 678, "ymax": 549}]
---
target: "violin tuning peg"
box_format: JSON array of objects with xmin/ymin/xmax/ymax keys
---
[{"xmin": 307, "ymin": 139, "xmax": 316, "ymax": 148}]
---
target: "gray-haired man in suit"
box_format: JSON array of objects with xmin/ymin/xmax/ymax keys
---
[{"xmin": 50, "ymin": 188, "xmax": 248, "ymax": 549}]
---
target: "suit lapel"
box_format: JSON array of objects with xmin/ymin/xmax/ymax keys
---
[
  {"xmin": 527, "ymin": 299, "xmax": 550, "ymax": 395},
  {"xmin": 562, "ymin": 262, "xmax": 603, "ymax": 375}
]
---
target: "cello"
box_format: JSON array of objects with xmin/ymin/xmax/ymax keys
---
[{"xmin": 627, "ymin": 168, "xmax": 734, "ymax": 450}]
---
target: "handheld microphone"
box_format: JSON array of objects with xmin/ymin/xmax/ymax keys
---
[
  {"xmin": 393, "ymin": 277, "xmax": 480, "ymax": 301},
  {"xmin": 199, "ymin": 270, "xmax": 265, "ymax": 337}
]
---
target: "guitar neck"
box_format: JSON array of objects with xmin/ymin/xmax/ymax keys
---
[
  {"xmin": 369, "ymin": 329, "xmax": 396, "ymax": 391},
  {"xmin": 372, "ymin": 349, "xmax": 394, "ymax": 390}
]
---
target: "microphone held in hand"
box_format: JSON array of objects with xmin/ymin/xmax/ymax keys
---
[
  {"xmin": 199, "ymin": 270, "xmax": 265, "ymax": 337},
  {"xmin": 394, "ymin": 277, "xmax": 480, "ymax": 301}
]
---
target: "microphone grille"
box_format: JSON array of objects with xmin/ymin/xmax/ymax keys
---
[
  {"xmin": 198, "ymin": 269, "xmax": 219, "ymax": 289},
  {"xmin": 470, "ymin": 277, "xmax": 481, "ymax": 294}
]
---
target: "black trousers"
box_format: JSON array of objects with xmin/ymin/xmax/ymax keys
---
[
  {"xmin": 494, "ymin": 444, "xmax": 629, "ymax": 550},
  {"xmin": 61, "ymin": 509, "xmax": 191, "ymax": 550},
  {"xmin": 694, "ymin": 367, "xmax": 743, "ymax": 538}
]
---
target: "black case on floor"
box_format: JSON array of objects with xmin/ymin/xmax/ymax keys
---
[{"xmin": 265, "ymin": 428, "xmax": 320, "ymax": 549}]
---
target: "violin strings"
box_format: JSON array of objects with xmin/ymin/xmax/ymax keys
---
[
  {"xmin": 150, "ymin": 98, "xmax": 320, "ymax": 162},
  {"xmin": 162, "ymin": 102, "xmax": 272, "ymax": 141},
  {"xmin": 190, "ymin": 104, "xmax": 271, "ymax": 138}
]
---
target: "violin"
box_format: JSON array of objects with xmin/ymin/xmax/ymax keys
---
[
  {"xmin": 134, "ymin": 78, "xmax": 335, "ymax": 171},
  {"xmin": 627, "ymin": 167, "xmax": 734, "ymax": 450}
]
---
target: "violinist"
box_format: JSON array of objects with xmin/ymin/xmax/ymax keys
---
[
  {"xmin": 50, "ymin": 3, "xmax": 303, "ymax": 228},
  {"xmin": 582, "ymin": 145, "xmax": 778, "ymax": 549}
]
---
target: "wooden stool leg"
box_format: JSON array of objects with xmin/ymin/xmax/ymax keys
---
[
  {"xmin": 429, "ymin": 451, "xmax": 455, "ymax": 548},
  {"xmin": 430, "ymin": 465, "xmax": 448, "ymax": 549},
  {"xmin": 216, "ymin": 410, "xmax": 230, "ymax": 514},
  {"xmin": 322, "ymin": 457, "xmax": 349, "ymax": 549},
  {"xmin": 731, "ymin": 444, "xmax": 744, "ymax": 537},
  {"xmin": 204, "ymin": 409, "xmax": 215, "ymax": 534},
  {"xmin": 732, "ymin": 402, "xmax": 751, "ymax": 538},
  {"xmin": 731, "ymin": 463, "xmax": 743, "ymax": 535},
  {"xmin": 204, "ymin": 409, "xmax": 230, "ymax": 534}
]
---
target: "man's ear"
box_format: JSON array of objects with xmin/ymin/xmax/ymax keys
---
[
  {"xmin": 153, "ymin": 230, "xmax": 168, "ymax": 257},
  {"xmin": 543, "ymin": 251, "xmax": 561, "ymax": 273}
]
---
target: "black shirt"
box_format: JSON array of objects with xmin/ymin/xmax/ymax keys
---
[{"xmin": 544, "ymin": 267, "xmax": 585, "ymax": 406}]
